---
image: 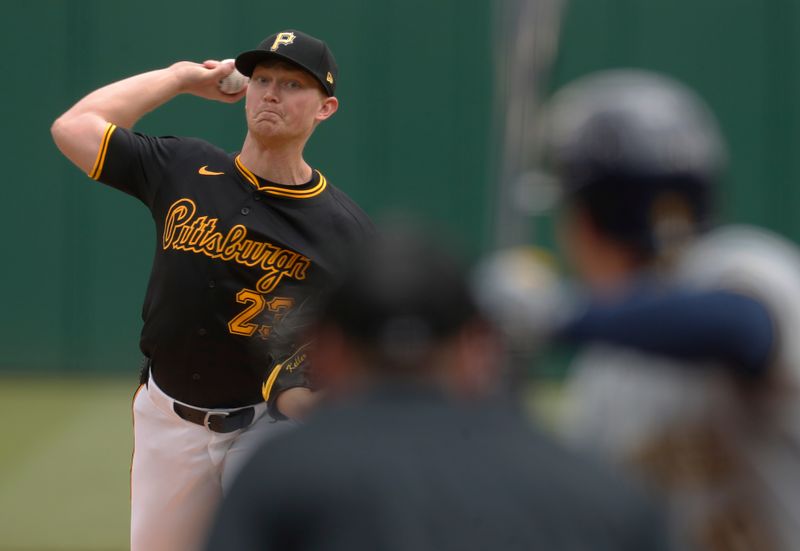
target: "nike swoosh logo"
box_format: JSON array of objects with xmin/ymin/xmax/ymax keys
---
[{"xmin": 198, "ymin": 166, "xmax": 225, "ymax": 176}]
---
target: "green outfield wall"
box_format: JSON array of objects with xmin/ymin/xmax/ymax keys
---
[
  {"xmin": 2, "ymin": 0, "xmax": 798, "ymax": 373},
  {"xmin": 0, "ymin": 0, "xmax": 493, "ymax": 373}
]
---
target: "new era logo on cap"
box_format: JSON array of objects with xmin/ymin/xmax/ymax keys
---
[{"xmin": 235, "ymin": 30, "xmax": 339, "ymax": 96}]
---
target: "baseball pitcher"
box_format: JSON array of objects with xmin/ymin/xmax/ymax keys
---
[{"xmin": 52, "ymin": 30, "xmax": 373, "ymax": 551}]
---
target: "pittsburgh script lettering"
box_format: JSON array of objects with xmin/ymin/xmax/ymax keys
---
[{"xmin": 163, "ymin": 198, "xmax": 310, "ymax": 293}]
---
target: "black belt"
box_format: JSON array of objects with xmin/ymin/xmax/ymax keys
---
[{"xmin": 173, "ymin": 402, "xmax": 256, "ymax": 433}]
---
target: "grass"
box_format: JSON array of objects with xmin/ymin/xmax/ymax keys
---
[
  {"xmin": 0, "ymin": 375, "xmax": 567, "ymax": 550},
  {"xmin": 0, "ymin": 376, "xmax": 138, "ymax": 551}
]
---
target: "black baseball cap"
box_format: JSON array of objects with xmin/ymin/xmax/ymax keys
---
[
  {"xmin": 318, "ymin": 230, "xmax": 479, "ymax": 351},
  {"xmin": 235, "ymin": 30, "xmax": 338, "ymax": 96}
]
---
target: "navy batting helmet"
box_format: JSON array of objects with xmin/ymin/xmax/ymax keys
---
[{"xmin": 545, "ymin": 70, "xmax": 727, "ymax": 257}]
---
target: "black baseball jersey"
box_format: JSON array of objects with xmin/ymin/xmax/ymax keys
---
[
  {"xmin": 206, "ymin": 387, "xmax": 671, "ymax": 551},
  {"xmin": 92, "ymin": 123, "xmax": 374, "ymax": 408}
]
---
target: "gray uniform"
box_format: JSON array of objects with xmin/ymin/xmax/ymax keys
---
[{"xmin": 565, "ymin": 225, "xmax": 800, "ymax": 551}]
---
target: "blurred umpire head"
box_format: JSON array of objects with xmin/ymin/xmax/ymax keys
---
[
  {"xmin": 309, "ymin": 229, "xmax": 500, "ymax": 399},
  {"xmin": 545, "ymin": 70, "xmax": 727, "ymax": 290}
]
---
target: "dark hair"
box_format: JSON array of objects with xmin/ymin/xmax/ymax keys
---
[
  {"xmin": 318, "ymin": 229, "xmax": 479, "ymax": 371},
  {"xmin": 547, "ymin": 70, "xmax": 724, "ymax": 259}
]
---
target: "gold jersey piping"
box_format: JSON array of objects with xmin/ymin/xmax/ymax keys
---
[
  {"xmin": 90, "ymin": 123, "xmax": 117, "ymax": 180},
  {"xmin": 234, "ymin": 156, "xmax": 327, "ymax": 199}
]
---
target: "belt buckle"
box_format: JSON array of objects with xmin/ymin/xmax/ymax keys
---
[{"xmin": 204, "ymin": 410, "xmax": 230, "ymax": 432}]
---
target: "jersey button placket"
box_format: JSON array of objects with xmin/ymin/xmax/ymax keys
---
[{"xmin": 240, "ymin": 206, "xmax": 250, "ymax": 215}]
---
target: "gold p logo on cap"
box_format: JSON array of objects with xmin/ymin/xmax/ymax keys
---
[{"xmin": 270, "ymin": 32, "xmax": 296, "ymax": 51}]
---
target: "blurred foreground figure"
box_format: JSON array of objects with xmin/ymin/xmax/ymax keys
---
[
  {"xmin": 546, "ymin": 70, "xmax": 800, "ymax": 551},
  {"xmin": 205, "ymin": 231, "xmax": 669, "ymax": 551}
]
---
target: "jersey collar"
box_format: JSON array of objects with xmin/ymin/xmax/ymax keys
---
[{"xmin": 234, "ymin": 155, "xmax": 327, "ymax": 199}]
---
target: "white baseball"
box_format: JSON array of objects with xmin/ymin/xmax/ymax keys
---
[{"xmin": 218, "ymin": 59, "xmax": 249, "ymax": 94}]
